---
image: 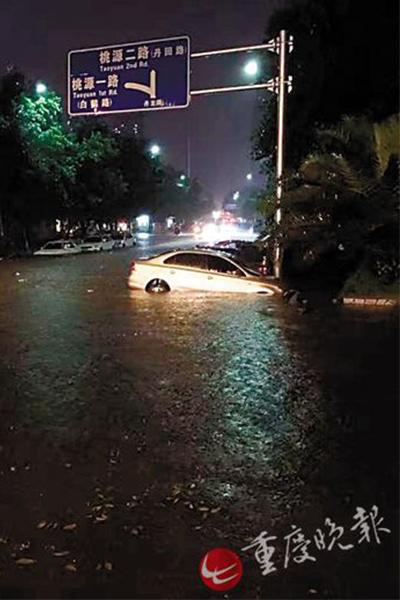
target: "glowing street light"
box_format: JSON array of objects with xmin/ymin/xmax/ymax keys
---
[
  {"xmin": 246, "ymin": 173, "xmax": 253, "ymax": 181},
  {"xmin": 243, "ymin": 59, "xmax": 259, "ymax": 77},
  {"xmin": 35, "ymin": 82, "xmax": 47, "ymax": 94},
  {"xmin": 150, "ymin": 144, "xmax": 161, "ymax": 157},
  {"xmin": 233, "ymin": 190, "xmax": 240, "ymax": 201},
  {"xmin": 136, "ymin": 214, "xmax": 150, "ymax": 228},
  {"xmin": 177, "ymin": 174, "xmax": 188, "ymax": 188}
]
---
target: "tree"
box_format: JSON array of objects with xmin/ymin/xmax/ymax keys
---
[
  {"xmin": 112, "ymin": 132, "xmax": 158, "ymax": 218},
  {"xmin": 70, "ymin": 133, "xmax": 127, "ymax": 228},
  {"xmin": 0, "ymin": 70, "xmax": 41, "ymax": 249},
  {"xmin": 253, "ymin": 0, "xmax": 399, "ymax": 169},
  {"xmin": 280, "ymin": 115, "xmax": 399, "ymax": 283},
  {"xmin": 14, "ymin": 88, "xmax": 83, "ymax": 243},
  {"xmin": 150, "ymin": 164, "xmax": 211, "ymax": 223},
  {"xmin": 0, "ymin": 69, "xmax": 209, "ymax": 250},
  {"xmin": 18, "ymin": 91, "xmax": 79, "ymax": 185}
]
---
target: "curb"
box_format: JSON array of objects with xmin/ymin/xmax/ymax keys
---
[{"xmin": 339, "ymin": 297, "xmax": 397, "ymax": 307}]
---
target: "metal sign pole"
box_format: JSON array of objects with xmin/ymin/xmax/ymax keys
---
[
  {"xmin": 190, "ymin": 34, "xmax": 293, "ymax": 282},
  {"xmin": 276, "ymin": 29, "xmax": 286, "ymax": 226},
  {"xmin": 274, "ymin": 30, "xmax": 289, "ymax": 279}
]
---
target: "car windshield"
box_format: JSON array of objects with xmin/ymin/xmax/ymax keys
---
[{"xmin": 85, "ymin": 236, "xmax": 101, "ymax": 243}]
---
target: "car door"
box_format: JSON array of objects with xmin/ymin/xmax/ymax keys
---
[
  {"xmin": 47, "ymin": 242, "xmax": 64, "ymax": 255},
  {"xmin": 205, "ymin": 255, "xmax": 250, "ymax": 292},
  {"xmin": 124, "ymin": 233, "xmax": 134, "ymax": 247},
  {"xmin": 101, "ymin": 236, "xmax": 113, "ymax": 251},
  {"xmin": 63, "ymin": 242, "xmax": 75, "ymax": 255},
  {"xmin": 163, "ymin": 252, "xmax": 209, "ymax": 290}
]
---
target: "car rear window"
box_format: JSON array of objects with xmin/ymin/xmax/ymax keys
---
[
  {"xmin": 164, "ymin": 253, "xmax": 208, "ymax": 270},
  {"xmin": 232, "ymin": 257, "xmax": 261, "ymax": 277}
]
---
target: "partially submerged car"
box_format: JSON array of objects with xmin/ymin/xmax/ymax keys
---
[
  {"xmin": 127, "ymin": 249, "xmax": 281, "ymax": 295},
  {"xmin": 80, "ymin": 235, "xmax": 114, "ymax": 252},
  {"xmin": 111, "ymin": 232, "xmax": 137, "ymax": 249},
  {"xmin": 34, "ymin": 240, "xmax": 82, "ymax": 256}
]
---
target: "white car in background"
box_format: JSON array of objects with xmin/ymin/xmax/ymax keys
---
[
  {"xmin": 80, "ymin": 234, "xmax": 114, "ymax": 252},
  {"xmin": 127, "ymin": 249, "xmax": 281, "ymax": 295},
  {"xmin": 111, "ymin": 231, "xmax": 137, "ymax": 249},
  {"xmin": 34, "ymin": 240, "xmax": 82, "ymax": 256}
]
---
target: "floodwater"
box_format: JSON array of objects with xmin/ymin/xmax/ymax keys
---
[{"xmin": 0, "ymin": 236, "xmax": 398, "ymax": 599}]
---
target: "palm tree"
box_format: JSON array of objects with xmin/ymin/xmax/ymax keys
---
[
  {"xmin": 280, "ymin": 115, "xmax": 399, "ymax": 284},
  {"xmin": 291, "ymin": 115, "xmax": 397, "ymax": 218}
]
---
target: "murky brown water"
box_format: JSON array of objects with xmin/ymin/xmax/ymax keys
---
[{"xmin": 0, "ymin": 238, "xmax": 398, "ymax": 599}]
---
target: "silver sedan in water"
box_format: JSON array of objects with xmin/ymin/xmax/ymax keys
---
[
  {"xmin": 127, "ymin": 249, "xmax": 281, "ymax": 295},
  {"xmin": 34, "ymin": 240, "xmax": 82, "ymax": 256}
]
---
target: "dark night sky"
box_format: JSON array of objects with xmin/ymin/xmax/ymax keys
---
[{"xmin": 0, "ymin": 0, "xmax": 289, "ymax": 203}]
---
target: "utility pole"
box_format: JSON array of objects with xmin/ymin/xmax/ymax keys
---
[
  {"xmin": 273, "ymin": 30, "xmax": 293, "ymax": 278},
  {"xmin": 276, "ymin": 29, "xmax": 287, "ymax": 226},
  {"xmin": 190, "ymin": 32, "xmax": 293, "ymax": 279},
  {"xmin": 186, "ymin": 109, "xmax": 191, "ymax": 180}
]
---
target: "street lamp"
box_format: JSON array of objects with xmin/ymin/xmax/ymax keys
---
[
  {"xmin": 177, "ymin": 174, "xmax": 187, "ymax": 188},
  {"xmin": 246, "ymin": 173, "xmax": 253, "ymax": 181},
  {"xmin": 233, "ymin": 191, "xmax": 240, "ymax": 201},
  {"xmin": 243, "ymin": 59, "xmax": 259, "ymax": 77},
  {"xmin": 150, "ymin": 144, "xmax": 161, "ymax": 157},
  {"xmin": 35, "ymin": 82, "xmax": 47, "ymax": 94}
]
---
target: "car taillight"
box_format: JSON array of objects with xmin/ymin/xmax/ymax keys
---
[{"xmin": 129, "ymin": 261, "xmax": 136, "ymax": 274}]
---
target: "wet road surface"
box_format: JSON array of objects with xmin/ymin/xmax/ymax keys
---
[{"xmin": 0, "ymin": 235, "xmax": 398, "ymax": 599}]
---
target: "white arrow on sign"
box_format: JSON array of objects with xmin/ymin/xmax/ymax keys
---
[{"xmin": 124, "ymin": 69, "xmax": 157, "ymax": 99}]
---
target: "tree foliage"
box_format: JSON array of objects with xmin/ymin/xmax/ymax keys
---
[
  {"xmin": 280, "ymin": 115, "xmax": 399, "ymax": 283},
  {"xmin": 252, "ymin": 0, "xmax": 399, "ymax": 289},
  {"xmin": 18, "ymin": 92, "xmax": 79, "ymax": 185},
  {"xmin": 0, "ymin": 70, "xmax": 210, "ymax": 251},
  {"xmin": 254, "ymin": 0, "xmax": 399, "ymax": 168}
]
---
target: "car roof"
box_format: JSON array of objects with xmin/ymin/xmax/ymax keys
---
[
  {"xmin": 46, "ymin": 239, "xmax": 72, "ymax": 244},
  {"xmin": 145, "ymin": 248, "xmax": 242, "ymax": 262}
]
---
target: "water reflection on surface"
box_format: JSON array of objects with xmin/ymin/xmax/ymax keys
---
[
  {"xmin": 124, "ymin": 290, "xmax": 324, "ymax": 510},
  {"xmin": 6, "ymin": 269, "xmax": 90, "ymax": 431},
  {"xmin": 181, "ymin": 296, "xmax": 324, "ymax": 508},
  {"xmin": 0, "ymin": 248, "xmax": 397, "ymax": 599},
  {"xmin": 0, "ymin": 254, "xmax": 396, "ymax": 518}
]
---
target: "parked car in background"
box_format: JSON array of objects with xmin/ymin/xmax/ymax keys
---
[
  {"xmin": 123, "ymin": 232, "xmax": 137, "ymax": 247},
  {"xmin": 196, "ymin": 244, "xmax": 240, "ymax": 260},
  {"xmin": 197, "ymin": 240, "xmax": 267, "ymax": 271},
  {"xmin": 34, "ymin": 240, "xmax": 82, "ymax": 256},
  {"xmin": 80, "ymin": 234, "xmax": 114, "ymax": 252},
  {"xmin": 127, "ymin": 249, "xmax": 281, "ymax": 295},
  {"xmin": 111, "ymin": 231, "xmax": 137, "ymax": 249}
]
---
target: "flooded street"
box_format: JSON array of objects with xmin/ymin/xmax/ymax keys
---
[{"xmin": 0, "ymin": 236, "xmax": 398, "ymax": 599}]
